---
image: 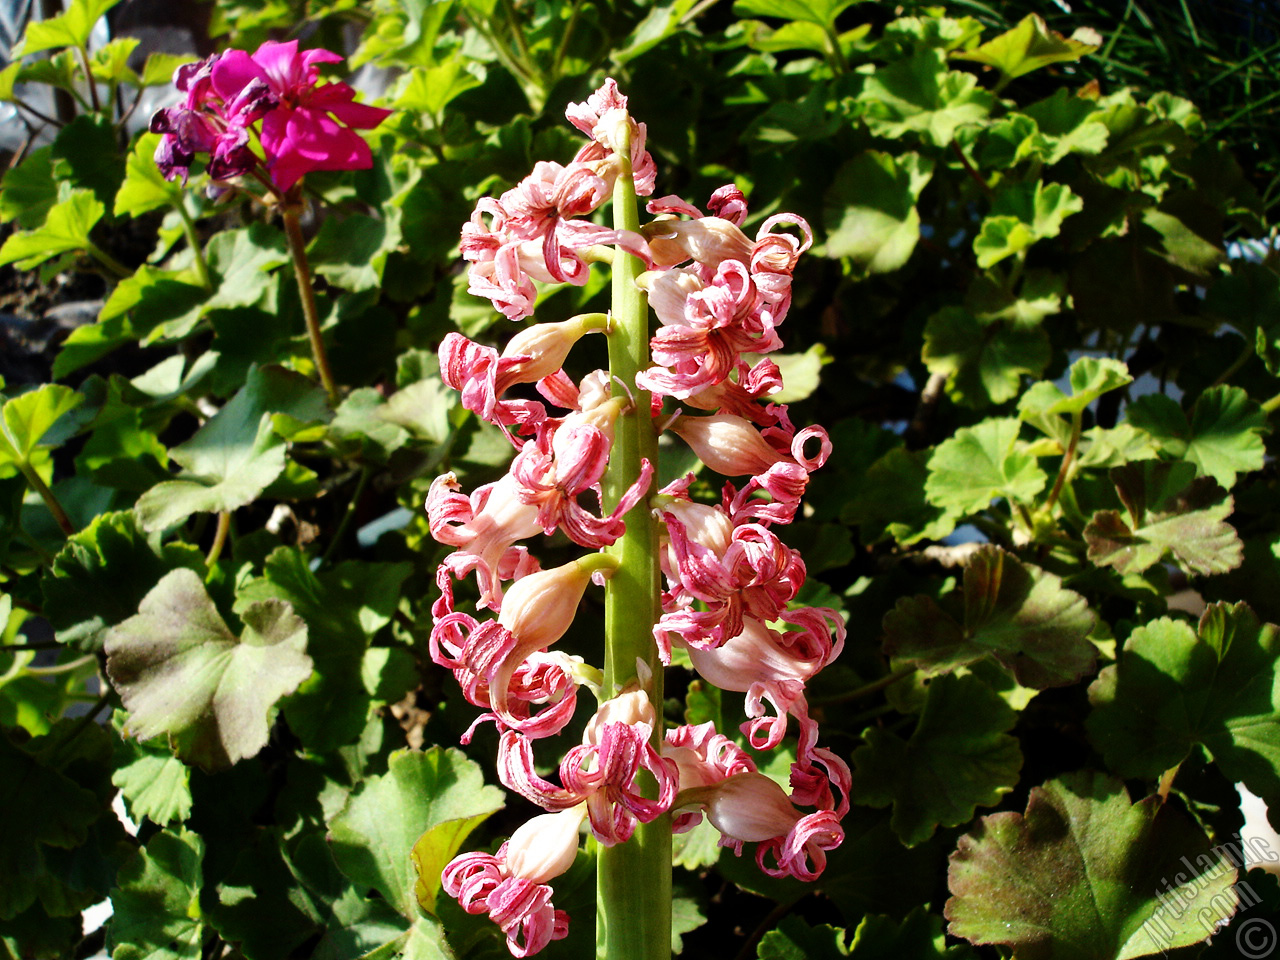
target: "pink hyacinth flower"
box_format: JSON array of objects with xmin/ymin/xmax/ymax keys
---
[
  {"xmin": 443, "ymin": 805, "xmax": 585, "ymax": 957},
  {"xmin": 210, "ymin": 40, "xmax": 391, "ymax": 191}
]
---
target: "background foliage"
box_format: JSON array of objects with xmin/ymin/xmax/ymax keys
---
[{"xmin": 3, "ymin": 0, "xmax": 1280, "ymax": 958}]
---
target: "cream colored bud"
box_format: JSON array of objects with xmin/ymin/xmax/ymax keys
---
[
  {"xmin": 668, "ymin": 414, "xmax": 783, "ymax": 477},
  {"xmin": 504, "ymin": 805, "xmax": 587, "ymax": 884},
  {"xmin": 641, "ymin": 217, "xmax": 753, "ymax": 269},
  {"xmin": 584, "ymin": 685, "xmax": 655, "ymax": 745},
  {"xmin": 706, "ymin": 773, "xmax": 801, "ymax": 843},
  {"xmin": 498, "ymin": 553, "xmax": 619, "ymax": 648},
  {"xmin": 500, "ymin": 314, "xmax": 608, "ymax": 388}
]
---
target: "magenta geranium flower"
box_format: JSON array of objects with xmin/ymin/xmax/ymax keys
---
[
  {"xmin": 152, "ymin": 40, "xmax": 391, "ymax": 192},
  {"xmin": 210, "ymin": 40, "xmax": 392, "ymax": 192}
]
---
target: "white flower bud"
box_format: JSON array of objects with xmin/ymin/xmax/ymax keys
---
[
  {"xmin": 706, "ymin": 773, "xmax": 800, "ymax": 843},
  {"xmin": 498, "ymin": 553, "xmax": 619, "ymax": 648},
  {"xmin": 668, "ymin": 413, "xmax": 783, "ymax": 476},
  {"xmin": 504, "ymin": 805, "xmax": 587, "ymax": 884}
]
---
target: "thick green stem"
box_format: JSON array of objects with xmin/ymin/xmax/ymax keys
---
[
  {"xmin": 18, "ymin": 461, "xmax": 74, "ymax": 537},
  {"xmin": 598, "ymin": 116, "xmax": 670, "ymax": 960},
  {"xmin": 176, "ymin": 201, "xmax": 212, "ymax": 292},
  {"xmin": 281, "ymin": 205, "xmax": 340, "ymax": 406}
]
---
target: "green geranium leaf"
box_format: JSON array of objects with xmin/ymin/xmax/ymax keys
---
[
  {"xmin": 115, "ymin": 134, "xmax": 184, "ymax": 218},
  {"xmin": 859, "ymin": 47, "xmax": 994, "ymax": 147},
  {"xmin": 824, "ymin": 151, "xmax": 933, "ymax": 275},
  {"xmin": 13, "ymin": 0, "xmax": 121, "ymax": 56},
  {"xmin": 0, "ymin": 384, "xmax": 83, "ymax": 475},
  {"xmin": 925, "ymin": 417, "xmax": 1047, "ymax": 514},
  {"xmin": 235, "ymin": 548, "xmax": 411, "ymax": 751},
  {"xmin": 392, "ymin": 61, "xmax": 484, "ymax": 117},
  {"xmin": 973, "ymin": 181, "xmax": 1083, "ymax": 269},
  {"xmin": 1023, "ymin": 88, "xmax": 1109, "ymax": 163},
  {"xmin": 108, "ymin": 829, "xmax": 204, "ymax": 960},
  {"xmin": 330, "ymin": 747, "xmax": 504, "ymax": 920},
  {"xmin": 307, "ymin": 210, "xmax": 404, "ymax": 293},
  {"xmin": 953, "ymin": 14, "xmax": 1101, "ymax": 88},
  {"xmin": 1019, "ymin": 356, "xmax": 1133, "ymax": 421},
  {"xmin": 759, "ymin": 908, "xmax": 964, "ymax": 959},
  {"xmin": 0, "ymin": 188, "xmax": 103, "ymax": 270},
  {"xmin": 110, "ymin": 712, "xmax": 192, "ymax": 826},
  {"xmin": 946, "ymin": 772, "xmax": 1236, "ymax": 958},
  {"xmin": 139, "ymin": 52, "xmax": 197, "ymax": 87},
  {"xmin": 0, "ymin": 147, "xmax": 58, "ymax": 228},
  {"xmin": 42, "ymin": 510, "xmax": 205, "ymax": 651},
  {"xmin": 1127, "ymin": 386, "xmax": 1266, "ymax": 489},
  {"xmin": 105, "ymin": 568, "xmax": 313, "ymax": 771},
  {"xmin": 923, "ymin": 307, "xmax": 1051, "ymax": 407},
  {"xmin": 731, "ymin": 0, "xmax": 858, "ymax": 27},
  {"xmin": 850, "ymin": 674, "xmax": 1022, "ymax": 846},
  {"xmin": 1083, "ymin": 460, "xmax": 1242, "ymax": 576},
  {"xmin": 51, "ymin": 115, "xmax": 124, "ymax": 209},
  {"xmin": 1088, "ymin": 603, "xmax": 1280, "ymax": 804},
  {"xmin": 135, "ymin": 366, "xmax": 327, "ymax": 531},
  {"xmin": 845, "ymin": 447, "xmax": 958, "ymax": 546},
  {"xmin": 883, "ymin": 545, "xmax": 1096, "ymax": 688}
]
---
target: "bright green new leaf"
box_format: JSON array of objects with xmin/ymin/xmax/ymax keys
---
[
  {"xmin": 0, "ymin": 188, "xmax": 103, "ymax": 270},
  {"xmin": 12, "ymin": 0, "xmax": 122, "ymax": 56},
  {"xmin": 947, "ymin": 772, "xmax": 1237, "ymax": 959},
  {"xmin": 923, "ymin": 307, "xmax": 1051, "ymax": 407},
  {"xmin": 0, "ymin": 147, "xmax": 58, "ymax": 228},
  {"xmin": 330, "ymin": 747, "xmax": 504, "ymax": 920},
  {"xmin": 925, "ymin": 417, "xmax": 1047, "ymax": 514},
  {"xmin": 1127, "ymin": 386, "xmax": 1266, "ymax": 489},
  {"xmin": 952, "ymin": 14, "xmax": 1101, "ymax": 87},
  {"xmin": 1019, "ymin": 356, "xmax": 1133, "ymax": 445},
  {"xmin": 824, "ymin": 151, "xmax": 933, "ymax": 274},
  {"xmin": 850, "ymin": 674, "xmax": 1022, "ymax": 846},
  {"xmin": 1083, "ymin": 460, "xmax": 1242, "ymax": 576},
  {"xmin": 111, "ymin": 712, "xmax": 192, "ymax": 826},
  {"xmin": 882, "ymin": 545, "xmax": 1095, "ymax": 688},
  {"xmin": 859, "ymin": 48, "xmax": 994, "ymax": 147},
  {"xmin": 105, "ymin": 568, "xmax": 313, "ymax": 771},
  {"xmin": 139, "ymin": 52, "xmax": 197, "ymax": 87},
  {"xmin": 115, "ymin": 134, "xmax": 184, "ymax": 218},
  {"xmin": 973, "ymin": 181, "xmax": 1083, "ymax": 268},
  {"xmin": 108, "ymin": 829, "xmax": 204, "ymax": 960},
  {"xmin": 392, "ymin": 61, "xmax": 484, "ymax": 117},
  {"xmin": 0, "ymin": 384, "xmax": 83, "ymax": 477},
  {"xmin": 1023, "ymin": 88, "xmax": 1109, "ymax": 163},
  {"xmin": 89, "ymin": 36, "xmax": 140, "ymax": 83},
  {"xmin": 42, "ymin": 510, "xmax": 205, "ymax": 651},
  {"xmin": 732, "ymin": 0, "xmax": 858, "ymax": 27},
  {"xmin": 1088, "ymin": 603, "xmax": 1280, "ymax": 803}
]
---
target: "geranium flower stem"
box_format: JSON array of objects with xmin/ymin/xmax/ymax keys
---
[
  {"xmin": 281, "ymin": 205, "xmax": 339, "ymax": 406},
  {"xmin": 599, "ymin": 117, "xmax": 669, "ymax": 960}
]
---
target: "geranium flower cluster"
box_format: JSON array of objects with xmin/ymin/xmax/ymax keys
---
[
  {"xmin": 429, "ymin": 79, "xmax": 848, "ymax": 958},
  {"xmin": 151, "ymin": 40, "xmax": 391, "ymax": 192}
]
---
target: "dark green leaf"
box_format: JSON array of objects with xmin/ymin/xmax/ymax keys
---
[
  {"xmin": 1127, "ymin": 386, "xmax": 1266, "ymax": 489},
  {"xmin": 108, "ymin": 829, "xmax": 204, "ymax": 960},
  {"xmin": 0, "ymin": 147, "xmax": 58, "ymax": 228},
  {"xmin": 1088, "ymin": 603, "xmax": 1280, "ymax": 805},
  {"xmin": 43, "ymin": 510, "xmax": 205, "ymax": 651},
  {"xmin": 858, "ymin": 48, "xmax": 994, "ymax": 147},
  {"xmin": 849, "ymin": 674, "xmax": 1022, "ymax": 846},
  {"xmin": 946, "ymin": 772, "xmax": 1236, "ymax": 958},
  {"xmin": 923, "ymin": 307, "xmax": 1051, "ymax": 407},
  {"xmin": 882, "ymin": 545, "xmax": 1096, "ymax": 688}
]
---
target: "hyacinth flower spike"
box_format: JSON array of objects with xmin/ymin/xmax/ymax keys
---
[{"xmin": 429, "ymin": 79, "xmax": 846, "ymax": 960}]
